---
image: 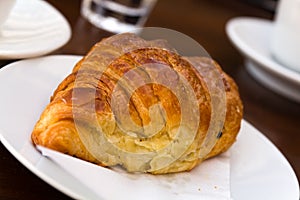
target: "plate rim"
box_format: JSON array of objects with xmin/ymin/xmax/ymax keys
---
[
  {"xmin": 226, "ymin": 16, "xmax": 300, "ymax": 85},
  {"xmin": 245, "ymin": 59, "xmax": 300, "ymax": 102},
  {"xmin": 0, "ymin": 0, "xmax": 72, "ymax": 60},
  {"xmin": 231, "ymin": 120, "xmax": 299, "ymax": 199},
  {"xmin": 0, "ymin": 55, "xmax": 85, "ymax": 199}
]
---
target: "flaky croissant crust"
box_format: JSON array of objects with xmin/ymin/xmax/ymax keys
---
[{"xmin": 31, "ymin": 33, "xmax": 243, "ymax": 174}]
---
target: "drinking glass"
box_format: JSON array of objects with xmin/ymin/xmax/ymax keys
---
[{"xmin": 81, "ymin": 0, "xmax": 157, "ymax": 33}]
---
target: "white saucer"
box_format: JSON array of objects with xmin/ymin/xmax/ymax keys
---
[
  {"xmin": 0, "ymin": 0, "xmax": 71, "ymax": 60},
  {"xmin": 226, "ymin": 17, "xmax": 300, "ymax": 103}
]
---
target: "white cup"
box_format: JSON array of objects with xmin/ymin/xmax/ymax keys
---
[
  {"xmin": 270, "ymin": 0, "xmax": 300, "ymax": 72},
  {"xmin": 0, "ymin": 0, "xmax": 16, "ymax": 29}
]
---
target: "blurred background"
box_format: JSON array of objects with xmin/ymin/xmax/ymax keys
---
[
  {"xmin": 46, "ymin": 0, "xmax": 277, "ymax": 65},
  {"xmin": 1, "ymin": 0, "xmax": 299, "ymax": 200}
]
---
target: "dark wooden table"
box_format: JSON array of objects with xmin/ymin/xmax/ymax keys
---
[{"xmin": 1, "ymin": 0, "xmax": 299, "ymax": 199}]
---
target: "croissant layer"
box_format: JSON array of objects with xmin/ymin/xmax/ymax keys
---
[{"xmin": 31, "ymin": 33, "xmax": 243, "ymax": 174}]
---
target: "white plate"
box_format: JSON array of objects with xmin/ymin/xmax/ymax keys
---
[
  {"xmin": 0, "ymin": 0, "xmax": 71, "ymax": 59},
  {"xmin": 226, "ymin": 17, "xmax": 300, "ymax": 103},
  {"xmin": 0, "ymin": 55, "xmax": 299, "ymax": 200}
]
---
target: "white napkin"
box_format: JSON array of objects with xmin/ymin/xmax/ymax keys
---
[{"xmin": 37, "ymin": 146, "xmax": 231, "ymax": 200}]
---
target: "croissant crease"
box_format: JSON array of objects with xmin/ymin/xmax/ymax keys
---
[{"xmin": 31, "ymin": 33, "xmax": 243, "ymax": 174}]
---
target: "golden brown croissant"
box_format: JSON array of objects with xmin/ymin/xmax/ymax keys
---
[{"xmin": 31, "ymin": 33, "xmax": 243, "ymax": 174}]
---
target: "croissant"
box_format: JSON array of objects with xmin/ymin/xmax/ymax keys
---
[{"xmin": 31, "ymin": 33, "xmax": 243, "ymax": 174}]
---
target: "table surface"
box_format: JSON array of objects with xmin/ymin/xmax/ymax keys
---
[{"xmin": 0, "ymin": 0, "xmax": 299, "ymax": 199}]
